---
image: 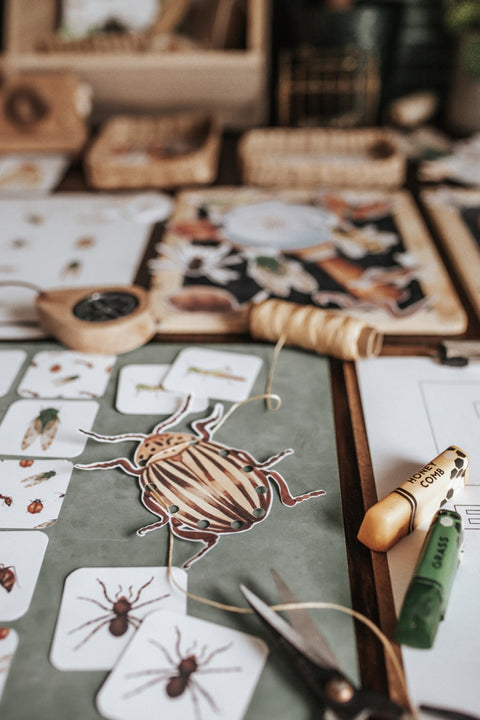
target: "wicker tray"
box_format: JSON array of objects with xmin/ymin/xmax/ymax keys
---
[
  {"xmin": 84, "ymin": 112, "xmax": 222, "ymax": 189},
  {"xmin": 238, "ymin": 127, "xmax": 406, "ymax": 189}
]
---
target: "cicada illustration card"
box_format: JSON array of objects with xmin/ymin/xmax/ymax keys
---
[
  {"xmin": 422, "ymin": 187, "xmax": 480, "ymax": 327},
  {"xmin": 50, "ymin": 566, "xmax": 187, "ymax": 671},
  {"xmin": 0, "ymin": 350, "xmax": 26, "ymax": 396},
  {"xmin": 0, "ymin": 458, "xmax": 73, "ymax": 529},
  {"xmin": 97, "ymin": 610, "xmax": 269, "ymax": 720},
  {"xmin": 0, "ymin": 627, "xmax": 17, "ymax": 702},
  {"xmin": 17, "ymin": 350, "xmax": 116, "ymax": 399},
  {"xmin": 0, "ymin": 531, "xmax": 48, "ymax": 621},
  {"xmin": 149, "ymin": 186, "xmax": 466, "ymax": 335},
  {"xmin": 116, "ymin": 364, "xmax": 208, "ymax": 415},
  {"xmin": 0, "ymin": 399, "xmax": 98, "ymax": 458},
  {"xmin": 162, "ymin": 348, "xmax": 263, "ymax": 402}
]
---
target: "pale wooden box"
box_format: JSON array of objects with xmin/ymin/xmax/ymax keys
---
[{"xmin": 1, "ymin": 0, "xmax": 271, "ymax": 129}]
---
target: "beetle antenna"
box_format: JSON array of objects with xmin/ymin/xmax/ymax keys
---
[
  {"xmin": 152, "ymin": 394, "xmax": 194, "ymax": 434},
  {"xmin": 78, "ymin": 428, "xmax": 147, "ymax": 443}
]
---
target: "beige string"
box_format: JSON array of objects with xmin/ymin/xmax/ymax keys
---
[
  {"xmin": 166, "ymin": 530, "xmax": 417, "ymax": 718},
  {"xmin": 249, "ymin": 299, "xmax": 383, "ymax": 361}
]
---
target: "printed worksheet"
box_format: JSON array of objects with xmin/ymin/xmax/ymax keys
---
[{"xmin": 356, "ymin": 357, "xmax": 480, "ymax": 715}]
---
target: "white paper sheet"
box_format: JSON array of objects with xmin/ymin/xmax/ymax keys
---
[{"xmin": 356, "ymin": 356, "xmax": 480, "ymax": 714}]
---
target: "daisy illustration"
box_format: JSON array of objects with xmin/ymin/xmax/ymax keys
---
[{"xmin": 149, "ymin": 240, "xmax": 243, "ymax": 285}]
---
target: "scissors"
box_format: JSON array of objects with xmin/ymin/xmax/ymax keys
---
[{"xmin": 240, "ymin": 572, "xmax": 480, "ymax": 720}]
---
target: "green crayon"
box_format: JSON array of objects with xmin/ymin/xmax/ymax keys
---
[{"xmin": 394, "ymin": 508, "xmax": 463, "ymax": 649}]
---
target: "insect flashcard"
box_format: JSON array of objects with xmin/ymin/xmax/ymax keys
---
[
  {"xmin": 116, "ymin": 364, "xmax": 208, "ymax": 415},
  {"xmin": 0, "ymin": 627, "xmax": 18, "ymax": 703},
  {"xmin": 50, "ymin": 566, "xmax": 187, "ymax": 671},
  {"xmin": 0, "ymin": 350, "xmax": 26, "ymax": 396},
  {"xmin": 162, "ymin": 348, "xmax": 263, "ymax": 402},
  {"xmin": 76, "ymin": 395, "xmax": 325, "ymax": 568},
  {"xmin": 0, "ymin": 399, "xmax": 98, "ymax": 457},
  {"xmin": 97, "ymin": 610, "xmax": 269, "ymax": 720},
  {"xmin": 18, "ymin": 350, "xmax": 116, "ymax": 399},
  {"xmin": 0, "ymin": 459, "xmax": 72, "ymax": 529},
  {"xmin": 0, "ymin": 531, "xmax": 48, "ymax": 621}
]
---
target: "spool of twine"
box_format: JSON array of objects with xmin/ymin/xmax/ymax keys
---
[{"xmin": 249, "ymin": 299, "xmax": 383, "ymax": 361}]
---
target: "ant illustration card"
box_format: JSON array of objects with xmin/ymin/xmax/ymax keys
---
[
  {"xmin": 116, "ymin": 364, "xmax": 208, "ymax": 415},
  {"xmin": 49, "ymin": 566, "xmax": 188, "ymax": 671},
  {"xmin": 162, "ymin": 348, "xmax": 263, "ymax": 402},
  {"xmin": 0, "ymin": 458, "xmax": 73, "ymax": 529},
  {"xmin": 0, "ymin": 350, "xmax": 26, "ymax": 396},
  {"xmin": 0, "ymin": 399, "xmax": 99, "ymax": 458},
  {"xmin": 17, "ymin": 350, "xmax": 116, "ymax": 399},
  {"xmin": 0, "ymin": 530, "xmax": 48, "ymax": 621},
  {"xmin": 97, "ymin": 609, "xmax": 269, "ymax": 720},
  {"xmin": 0, "ymin": 627, "xmax": 17, "ymax": 701}
]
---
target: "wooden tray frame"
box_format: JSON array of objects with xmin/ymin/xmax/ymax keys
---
[
  {"xmin": 150, "ymin": 186, "xmax": 467, "ymax": 337},
  {"xmin": 422, "ymin": 187, "xmax": 480, "ymax": 328}
]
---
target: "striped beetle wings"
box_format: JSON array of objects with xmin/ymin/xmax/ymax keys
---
[{"xmin": 76, "ymin": 396, "xmax": 325, "ymax": 568}]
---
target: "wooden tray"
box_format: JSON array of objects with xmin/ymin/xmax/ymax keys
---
[
  {"xmin": 238, "ymin": 127, "xmax": 406, "ymax": 189},
  {"xmin": 149, "ymin": 186, "xmax": 466, "ymax": 336},
  {"xmin": 84, "ymin": 112, "xmax": 221, "ymax": 190}
]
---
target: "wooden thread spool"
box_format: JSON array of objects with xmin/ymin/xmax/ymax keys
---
[{"xmin": 249, "ymin": 299, "xmax": 383, "ymax": 361}]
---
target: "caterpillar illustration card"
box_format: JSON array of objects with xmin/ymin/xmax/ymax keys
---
[
  {"xmin": 97, "ymin": 610, "xmax": 269, "ymax": 720},
  {"xmin": 0, "ymin": 458, "xmax": 73, "ymax": 529},
  {"xmin": 17, "ymin": 350, "xmax": 116, "ymax": 399},
  {"xmin": 0, "ymin": 399, "xmax": 98, "ymax": 458},
  {"xmin": 0, "ymin": 531, "xmax": 48, "ymax": 621},
  {"xmin": 0, "ymin": 627, "xmax": 18, "ymax": 701},
  {"xmin": 116, "ymin": 364, "xmax": 208, "ymax": 415},
  {"xmin": 50, "ymin": 566, "xmax": 188, "ymax": 671},
  {"xmin": 162, "ymin": 348, "xmax": 263, "ymax": 402}
]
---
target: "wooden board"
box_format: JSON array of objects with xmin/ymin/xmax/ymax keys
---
[
  {"xmin": 422, "ymin": 187, "xmax": 480, "ymax": 328},
  {"xmin": 150, "ymin": 186, "xmax": 467, "ymax": 336}
]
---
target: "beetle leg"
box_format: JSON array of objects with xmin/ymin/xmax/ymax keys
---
[
  {"xmin": 267, "ymin": 470, "xmax": 325, "ymax": 507},
  {"xmin": 152, "ymin": 394, "xmax": 194, "ymax": 434},
  {"xmin": 75, "ymin": 458, "xmax": 143, "ymax": 476},
  {"xmin": 191, "ymin": 403, "xmax": 224, "ymax": 440},
  {"xmin": 170, "ymin": 520, "xmax": 220, "ymax": 569}
]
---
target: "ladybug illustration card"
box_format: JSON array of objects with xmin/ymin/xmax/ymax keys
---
[
  {"xmin": 116, "ymin": 364, "xmax": 208, "ymax": 415},
  {"xmin": 97, "ymin": 610, "xmax": 269, "ymax": 720},
  {"xmin": 50, "ymin": 566, "xmax": 188, "ymax": 671},
  {"xmin": 0, "ymin": 458, "xmax": 73, "ymax": 529},
  {"xmin": 0, "ymin": 350, "xmax": 26, "ymax": 396},
  {"xmin": 0, "ymin": 627, "xmax": 17, "ymax": 702},
  {"xmin": 0, "ymin": 530, "xmax": 48, "ymax": 621},
  {"xmin": 162, "ymin": 348, "xmax": 263, "ymax": 402},
  {"xmin": 17, "ymin": 350, "xmax": 116, "ymax": 399},
  {"xmin": 0, "ymin": 399, "xmax": 99, "ymax": 458}
]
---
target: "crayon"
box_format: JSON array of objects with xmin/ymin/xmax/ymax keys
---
[
  {"xmin": 357, "ymin": 446, "xmax": 468, "ymax": 552},
  {"xmin": 394, "ymin": 508, "xmax": 463, "ymax": 648}
]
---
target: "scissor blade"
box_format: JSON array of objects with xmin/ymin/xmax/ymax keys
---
[
  {"xmin": 271, "ymin": 569, "xmax": 340, "ymax": 671},
  {"xmin": 241, "ymin": 583, "xmax": 330, "ymax": 668}
]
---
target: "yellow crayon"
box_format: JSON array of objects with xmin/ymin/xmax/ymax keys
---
[{"xmin": 357, "ymin": 446, "xmax": 469, "ymax": 552}]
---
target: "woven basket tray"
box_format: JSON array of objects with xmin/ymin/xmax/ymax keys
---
[
  {"xmin": 238, "ymin": 127, "xmax": 406, "ymax": 189},
  {"xmin": 84, "ymin": 112, "xmax": 221, "ymax": 189}
]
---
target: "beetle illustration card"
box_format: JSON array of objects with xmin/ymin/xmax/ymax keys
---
[
  {"xmin": 97, "ymin": 610, "xmax": 269, "ymax": 720},
  {"xmin": 50, "ymin": 566, "xmax": 188, "ymax": 671},
  {"xmin": 0, "ymin": 399, "xmax": 98, "ymax": 458},
  {"xmin": 0, "ymin": 531, "xmax": 48, "ymax": 621},
  {"xmin": 17, "ymin": 350, "xmax": 116, "ymax": 399},
  {"xmin": 0, "ymin": 350, "xmax": 26, "ymax": 396},
  {"xmin": 0, "ymin": 458, "xmax": 73, "ymax": 529},
  {"xmin": 162, "ymin": 348, "xmax": 263, "ymax": 402},
  {"xmin": 0, "ymin": 627, "xmax": 17, "ymax": 701},
  {"xmin": 116, "ymin": 364, "xmax": 208, "ymax": 415}
]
